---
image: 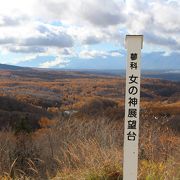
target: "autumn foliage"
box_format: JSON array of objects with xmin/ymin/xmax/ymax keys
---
[{"xmin": 0, "ymin": 69, "xmax": 179, "ymax": 179}]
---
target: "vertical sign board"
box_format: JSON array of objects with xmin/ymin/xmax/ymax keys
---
[{"xmin": 123, "ymin": 35, "xmax": 143, "ymax": 180}]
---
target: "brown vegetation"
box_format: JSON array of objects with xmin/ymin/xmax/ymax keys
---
[
  {"xmin": 0, "ymin": 69, "xmax": 179, "ymax": 179},
  {"xmin": 0, "ymin": 112, "xmax": 179, "ymax": 179}
]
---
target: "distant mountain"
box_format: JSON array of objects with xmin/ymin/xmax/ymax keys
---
[
  {"xmin": 1, "ymin": 64, "xmax": 179, "ymax": 81},
  {"xmin": 0, "ymin": 64, "xmax": 29, "ymax": 70},
  {"xmin": 78, "ymin": 69, "xmax": 180, "ymax": 82}
]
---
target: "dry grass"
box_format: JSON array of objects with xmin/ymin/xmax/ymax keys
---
[{"xmin": 0, "ymin": 112, "xmax": 179, "ymax": 179}]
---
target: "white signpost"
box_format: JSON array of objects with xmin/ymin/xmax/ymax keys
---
[{"xmin": 123, "ymin": 35, "xmax": 143, "ymax": 180}]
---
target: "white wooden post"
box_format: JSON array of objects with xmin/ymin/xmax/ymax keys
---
[{"xmin": 123, "ymin": 35, "xmax": 143, "ymax": 180}]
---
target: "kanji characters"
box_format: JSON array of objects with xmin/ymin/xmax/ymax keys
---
[
  {"xmin": 128, "ymin": 120, "xmax": 136, "ymax": 129},
  {"xmin": 128, "ymin": 97, "xmax": 138, "ymax": 107},
  {"xmin": 130, "ymin": 62, "xmax": 137, "ymax": 70},
  {"xmin": 128, "ymin": 109, "xmax": 137, "ymax": 118},
  {"xmin": 126, "ymin": 51, "xmax": 140, "ymax": 142},
  {"xmin": 129, "ymin": 74, "xmax": 138, "ymax": 84},
  {"xmin": 130, "ymin": 53, "xmax": 137, "ymax": 60},
  {"xmin": 127, "ymin": 131, "xmax": 136, "ymax": 141}
]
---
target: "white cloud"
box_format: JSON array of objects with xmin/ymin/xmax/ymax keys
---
[
  {"xmin": 6, "ymin": 46, "xmax": 46, "ymax": 53},
  {"xmin": 0, "ymin": 22, "xmax": 74, "ymax": 47},
  {"xmin": 35, "ymin": 0, "xmax": 180, "ymax": 52},
  {"xmin": 111, "ymin": 51, "xmax": 121, "ymax": 57},
  {"xmin": 40, "ymin": 56, "xmax": 69, "ymax": 68},
  {"xmin": 0, "ymin": 14, "xmax": 29, "ymax": 27},
  {"xmin": 0, "ymin": 0, "xmax": 36, "ymax": 17},
  {"xmin": 79, "ymin": 50, "xmax": 121, "ymax": 59},
  {"xmin": 36, "ymin": 0, "xmax": 125, "ymax": 27},
  {"xmin": 0, "ymin": 0, "xmax": 180, "ymax": 67},
  {"xmin": 125, "ymin": 0, "xmax": 180, "ymax": 51},
  {"xmin": 0, "ymin": 54, "xmax": 38, "ymax": 65}
]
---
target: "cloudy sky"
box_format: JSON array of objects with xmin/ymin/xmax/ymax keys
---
[{"xmin": 0, "ymin": 0, "xmax": 180, "ymax": 69}]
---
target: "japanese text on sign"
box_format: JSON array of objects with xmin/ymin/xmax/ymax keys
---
[{"xmin": 127, "ymin": 53, "xmax": 138, "ymax": 141}]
